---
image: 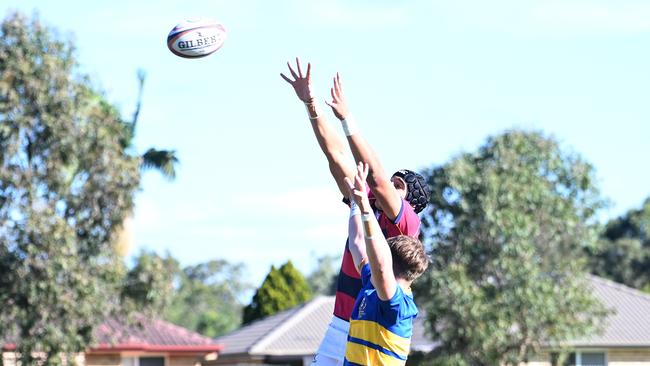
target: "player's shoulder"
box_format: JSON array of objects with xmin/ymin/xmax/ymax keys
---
[{"xmin": 397, "ymin": 198, "xmax": 421, "ymax": 235}]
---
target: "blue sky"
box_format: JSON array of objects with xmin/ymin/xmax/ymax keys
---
[{"xmin": 7, "ymin": 0, "xmax": 650, "ymax": 288}]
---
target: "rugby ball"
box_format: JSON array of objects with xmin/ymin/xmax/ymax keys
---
[{"xmin": 167, "ymin": 18, "xmax": 226, "ymax": 58}]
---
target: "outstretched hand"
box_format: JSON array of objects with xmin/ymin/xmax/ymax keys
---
[
  {"xmin": 345, "ymin": 162, "xmax": 370, "ymax": 210},
  {"xmin": 280, "ymin": 57, "xmax": 314, "ymax": 103},
  {"xmin": 325, "ymin": 72, "xmax": 350, "ymax": 120}
]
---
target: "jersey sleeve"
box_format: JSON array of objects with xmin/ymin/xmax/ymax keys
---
[
  {"xmin": 377, "ymin": 284, "xmax": 405, "ymax": 325},
  {"xmin": 396, "ymin": 199, "xmax": 420, "ymax": 238},
  {"xmin": 360, "ymin": 263, "xmax": 372, "ymax": 287}
]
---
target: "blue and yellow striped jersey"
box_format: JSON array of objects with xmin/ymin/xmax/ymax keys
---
[{"xmin": 343, "ymin": 264, "xmax": 418, "ymax": 366}]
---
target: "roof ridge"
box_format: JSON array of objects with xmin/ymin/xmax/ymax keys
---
[
  {"xmin": 250, "ymin": 296, "xmax": 329, "ymax": 355},
  {"xmin": 153, "ymin": 318, "xmax": 215, "ymax": 343},
  {"xmin": 588, "ymin": 274, "xmax": 650, "ymax": 303},
  {"xmin": 219, "ymin": 302, "xmax": 304, "ymax": 353}
]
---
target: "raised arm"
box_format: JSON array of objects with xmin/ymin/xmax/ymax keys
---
[
  {"xmin": 281, "ymin": 59, "xmax": 355, "ymax": 197},
  {"xmin": 345, "ymin": 162, "xmax": 397, "ymax": 301},
  {"xmin": 326, "ymin": 74, "xmax": 403, "ymax": 220},
  {"xmin": 347, "ymin": 200, "xmax": 367, "ymax": 274}
]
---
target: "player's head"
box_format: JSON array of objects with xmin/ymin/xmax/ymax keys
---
[
  {"xmin": 391, "ymin": 169, "xmax": 430, "ymax": 214},
  {"xmin": 387, "ymin": 235, "xmax": 429, "ymax": 282}
]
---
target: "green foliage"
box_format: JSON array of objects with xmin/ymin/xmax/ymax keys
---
[
  {"xmin": 164, "ymin": 260, "xmax": 252, "ymax": 337},
  {"xmin": 279, "ymin": 260, "xmax": 312, "ymax": 299},
  {"xmin": 141, "ymin": 148, "xmax": 178, "ymax": 180},
  {"xmin": 307, "ymin": 254, "xmax": 340, "ymax": 296},
  {"xmin": 586, "ymin": 197, "xmax": 650, "ymax": 291},
  {"xmin": 119, "ymin": 68, "xmax": 178, "ymax": 181},
  {"xmin": 0, "ymin": 12, "xmax": 178, "ymax": 365},
  {"xmin": 407, "ymin": 352, "xmax": 466, "ymax": 366},
  {"xmin": 0, "ymin": 11, "xmax": 146, "ymax": 365},
  {"xmin": 419, "ymin": 130, "xmax": 608, "ymax": 365},
  {"xmin": 122, "ymin": 250, "xmax": 178, "ymax": 317},
  {"xmin": 243, "ymin": 261, "xmax": 312, "ymax": 324}
]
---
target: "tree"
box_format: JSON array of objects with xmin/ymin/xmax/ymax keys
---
[
  {"xmin": 307, "ymin": 254, "xmax": 340, "ymax": 296},
  {"xmin": 124, "ymin": 68, "xmax": 178, "ymax": 180},
  {"xmin": 419, "ymin": 130, "xmax": 608, "ymax": 365},
  {"xmin": 0, "ymin": 12, "xmax": 172, "ymax": 365},
  {"xmin": 243, "ymin": 261, "xmax": 312, "ymax": 324},
  {"xmin": 164, "ymin": 259, "xmax": 252, "ymax": 337},
  {"xmin": 122, "ymin": 250, "xmax": 178, "ymax": 317},
  {"xmin": 112, "ymin": 67, "xmax": 178, "ymax": 258},
  {"xmin": 586, "ymin": 197, "xmax": 650, "ymax": 291}
]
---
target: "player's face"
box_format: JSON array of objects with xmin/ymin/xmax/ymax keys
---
[{"xmin": 391, "ymin": 175, "xmax": 407, "ymax": 199}]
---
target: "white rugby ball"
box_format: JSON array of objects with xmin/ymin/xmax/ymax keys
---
[{"xmin": 167, "ymin": 18, "xmax": 226, "ymax": 58}]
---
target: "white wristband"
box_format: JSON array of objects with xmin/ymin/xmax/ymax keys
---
[
  {"xmin": 350, "ymin": 201, "xmax": 360, "ymax": 217},
  {"xmin": 341, "ymin": 116, "xmax": 358, "ymax": 136},
  {"xmin": 304, "ymin": 102, "xmax": 319, "ymax": 120},
  {"xmin": 361, "ymin": 213, "xmax": 373, "ymax": 222}
]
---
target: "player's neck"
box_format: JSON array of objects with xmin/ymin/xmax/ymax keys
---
[{"xmin": 397, "ymin": 278, "xmax": 413, "ymax": 293}]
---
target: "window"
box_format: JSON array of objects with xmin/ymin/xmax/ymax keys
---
[
  {"xmin": 580, "ymin": 353, "xmax": 606, "ymax": 366},
  {"xmin": 122, "ymin": 356, "xmax": 165, "ymax": 366},
  {"xmin": 551, "ymin": 351, "xmax": 606, "ymax": 366},
  {"xmin": 139, "ymin": 357, "xmax": 165, "ymax": 366}
]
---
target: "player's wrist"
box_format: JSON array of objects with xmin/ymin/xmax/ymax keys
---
[
  {"xmin": 350, "ymin": 201, "xmax": 361, "ymax": 217},
  {"xmin": 341, "ymin": 115, "xmax": 357, "ymax": 136},
  {"xmin": 304, "ymin": 100, "xmax": 320, "ymax": 120},
  {"xmin": 359, "ymin": 199, "xmax": 372, "ymax": 214}
]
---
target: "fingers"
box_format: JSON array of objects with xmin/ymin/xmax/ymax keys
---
[
  {"xmin": 356, "ymin": 162, "xmax": 369, "ymax": 181},
  {"xmin": 334, "ymin": 73, "xmax": 343, "ymax": 97},
  {"xmin": 287, "ymin": 61, "xmax": 299, "ymax": 80},
  {"xmin": 330, "ymin": 87, "xmax": 338, "ymax": 102},
  {"xmin": 332, "ymin": 77, "xmax": 341, "ymax": 99},
  {"xmin": 285, "ymin": 58, "xmax": 310, "ymax": 80},
  {"xmin": 280, "ymin": 73, "xmax": 293, "ymax": 84},
  {"xmin": 345, "ymin": 176, "xmax": 364, "ymax": 201},
  {"xmin": 295, "ymin": 57, "xmax": 303, "ymax": 78}
]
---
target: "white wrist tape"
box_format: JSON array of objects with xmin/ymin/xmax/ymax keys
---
[
  {"xmin": 341, "ymin": 116, "xmax": 358, "ymax": 136},
  {"xmin": 350, "ymin": 201, "xmax": 360, "ymax": 217},
  {"xmin": 361, "ymin": 213, "xmax": 373, "ymax": 222},
  {"xmin": 304, "ymin": 102, "xmax": 320, "ymax": 120}
]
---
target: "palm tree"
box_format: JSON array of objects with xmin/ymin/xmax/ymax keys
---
[
  {"xmin": 128, "ymin": 69, "xmax": 179, "ymax": 179},
  {"xmin": 115, "ymin": 69, "xmax": 179, "ymax": 256}
]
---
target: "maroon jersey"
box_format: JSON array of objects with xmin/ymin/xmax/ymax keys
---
[{"xmin": 333, "ymin": 199, "xmax": 420, "ymax": 321}]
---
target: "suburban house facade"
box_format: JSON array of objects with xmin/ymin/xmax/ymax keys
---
[
  {"xmin": 212, "ymin": 276, "xmax": 650, "ymax": 366},
  {"xmin": 209, "ymin": 296, "xmax": 432, "ymax": 366},
  {"xmin": 526, "ymin": 275, "xmax": 650, "ymax": 366},
  {"xmin": 2, "ymin": 316, "xmax": 223, "ymax": 366}
]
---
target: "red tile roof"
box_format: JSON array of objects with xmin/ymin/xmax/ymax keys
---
[
  {"xmin": 3, "ymin": 316, "xmax": 223, "ymax": 354},
  {"xmin": 91, "ymin": 316, "xmax": 223, "ymax": 353}
]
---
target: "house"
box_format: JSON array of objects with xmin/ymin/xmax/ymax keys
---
[
  {"xmin": 526, "ymin": 275, "xmax": 650, "ymax": 366},
  {"xmin": 209, "ymin": 296, "xmax": 432, "ymax": 366},
  {"xmin": 2, "ymin": 316, "xmax": 223, "ymax": 366},
  {"xmin": 212, "ymin": 276, "xmax": 650, "ymax": 366},
  {"xmin": 208, "ymin": 296, "xmax": 334, "ymax": 366}
]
